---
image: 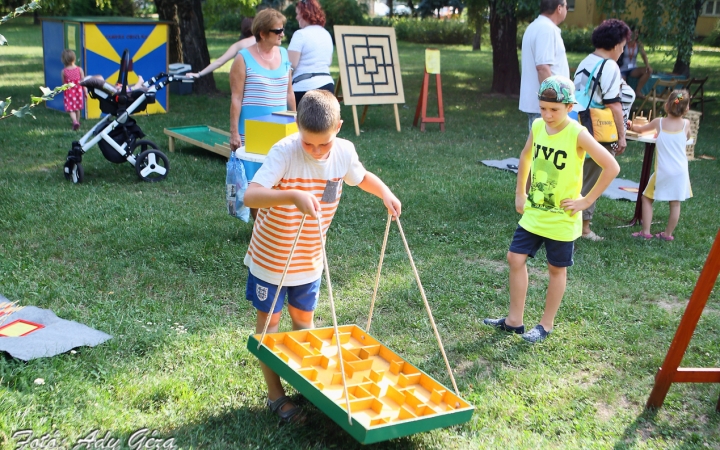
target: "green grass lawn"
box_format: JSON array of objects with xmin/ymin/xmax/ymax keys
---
[{"xmin": 1, "ymin": 17, "xmax": 719, "ymax": 449}]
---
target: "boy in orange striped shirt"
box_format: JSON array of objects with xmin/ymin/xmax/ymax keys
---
[{"xmin": 243, "ymin": 90, "xmax": 402, "ymax": 423}]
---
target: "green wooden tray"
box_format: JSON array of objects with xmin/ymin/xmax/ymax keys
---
[
  {"xmin": 164, "ymin": 125, "xmax": 232, "ymax": 158},
  {"xmin": 247, "ymin": 325, "xmax": 474, "ymax": 444}
]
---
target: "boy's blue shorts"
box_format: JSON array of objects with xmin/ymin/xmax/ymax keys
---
[
  {"xmin": 509, "ymin": 226, "xmax": 574, "ymax": 268},
  {"xmin": 246, "ymin": 270, "xmax": 320, "ymax": 314}
]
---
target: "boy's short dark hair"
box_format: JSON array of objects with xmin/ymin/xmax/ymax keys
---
[{"xmin": 297, "ymin": 90, "xmax": 341, "ymax": 133}]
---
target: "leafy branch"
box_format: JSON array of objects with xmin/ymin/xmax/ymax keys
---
[
  {"xmin": 1, "ymin": 0, "xmax": 71, "ymax": 121},
  {"xmin": 0, "ymin": 1, "xmax": 42, "ymax": 46},
  {"xmin": 0, "ymin": 84, "xmax": 75, "ymax": 120}
]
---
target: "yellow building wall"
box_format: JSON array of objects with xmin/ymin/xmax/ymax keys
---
[
  {"xmin": 563, "ymin": 0, "xmax": 598, "ymax": 28},
  {"xmin": 562, "ymin": 0, "xmax": 718, "ymax": 37},
  {"xmin": 696, "ymin": 17, "xmax": 718, "ymax": 37}
]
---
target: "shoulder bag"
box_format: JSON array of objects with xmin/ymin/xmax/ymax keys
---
[{"xmin": 576, "ymin": 59, "xmax": 618, "ymax": 145}]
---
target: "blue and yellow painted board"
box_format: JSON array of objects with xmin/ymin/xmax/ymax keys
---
[{"xmin": 41, "ymin": 17, "xmax": 170, "ymax": 119}]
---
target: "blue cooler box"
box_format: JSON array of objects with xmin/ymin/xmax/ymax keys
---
[{"xmin": 235, "ymin": 147, "xmax": 266, "ymax": 181}]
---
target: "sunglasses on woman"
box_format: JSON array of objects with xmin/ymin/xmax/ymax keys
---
[{"xmin": 269, "ymin": 28, "xmax": 284, "ymax": 34}]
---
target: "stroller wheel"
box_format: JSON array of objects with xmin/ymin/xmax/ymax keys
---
[
  {"xmin": 63, "ymin": 160, "xmax": 84, "ymax": 184},
  {"xmin": 135, "ymin": 148, "xmax": 170, "ymax": 182}
]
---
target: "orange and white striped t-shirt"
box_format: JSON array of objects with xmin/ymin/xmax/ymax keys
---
[{"xmin": 244, "ymin": 133, "xmax": 367, "ymax": 286}]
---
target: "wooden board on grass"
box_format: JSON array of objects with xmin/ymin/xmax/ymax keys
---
[{"xmin": 164, "ymin": 125, "xmax": 232, "ymax": 158}]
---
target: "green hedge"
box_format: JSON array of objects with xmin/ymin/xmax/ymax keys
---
[
  {"xmin": 702, "ymin": 21, "xmax": 720, "ymax": 47},
  {"xmin": 211, "ymin": 13, "xmax": 247, "ymax": 32},
  {"xmin": 372, "ymin": 17, "xmax": 473, "ymax": 45},
  {"xmin": 207, "ymin": 5, "xmax": 472, "ymax": 46},
  {"xmin": 516, "ymin": 22, "xmax": 595, "ymax": 53},
  {"xmin": 560, "ymin": 26, "xmax": 595, "ymax": 53},
  {"xmin": 282, "ymin": 0, "xmax": 367, "ymax": 40}
]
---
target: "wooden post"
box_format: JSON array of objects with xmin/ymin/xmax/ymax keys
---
[
  {"xmin": 352, "ymin": 105, "xmax": 360, "ymax": 136},
  {"xmin": 646, "ymin": 228, "xmax": 720, "ymax": 411},
  {"xmin": 393, "ymin": 104, "xmax": 401, "ymax": 132}
]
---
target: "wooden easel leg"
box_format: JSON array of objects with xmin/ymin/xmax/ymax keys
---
[
  {"xmin": 360, "ymin": 105, "xmax": 369, "ymax": 125},
  {"xmin": 352, "ymin": 105, "xmax": 360, "ymax": 136},
  {"xmin": 393, "ymin": 104, "xmax": 401, "ymax": 132},
  {"xmin": 436, "ymin": 73, "xmax": 445, "ymax": 132},
  {"xmin": 420, "ymin": 72, "xmax": 429, "ymax": 132},
  {"xmin": 413, "ymin": 71, "xmax": 429, "ymax": 128},
  {"xmin": 334, "ymin": 77, "xmax": 343, "ymax": 102},
  {"xmin": 168, "ymin": 136, "xmax": 175, "ymax": 153},
  {"xmin": 646, "ymin": 229, "xmax": 720, "ymax": 409}
]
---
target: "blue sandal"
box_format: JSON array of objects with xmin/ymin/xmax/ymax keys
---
[
  {"xmin": 483, "ymin": 317, "xmax": 525, "ymax": 334},
  {"xmin": 267, "ymin": 395, "xmax": 305, "ymax": 424}
]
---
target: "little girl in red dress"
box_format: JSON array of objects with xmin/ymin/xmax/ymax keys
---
[{"xmin": 61, "ymin": 49, "xmax": 86, "ymax": 131}]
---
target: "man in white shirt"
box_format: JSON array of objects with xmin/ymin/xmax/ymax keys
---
[{"xmin": 519, "ymin": 0, "xmax": 569, "ymax": 132}]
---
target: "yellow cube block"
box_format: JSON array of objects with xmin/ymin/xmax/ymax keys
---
[{"xmin": 245, "ymin": 113, "xmax": 298, "ymax": 155}]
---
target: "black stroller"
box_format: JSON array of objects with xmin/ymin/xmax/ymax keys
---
[{"xmin": 63, "ymin": 49, "xmax": 193, "ymax": 183}]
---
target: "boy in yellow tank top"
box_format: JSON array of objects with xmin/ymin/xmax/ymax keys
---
[{"xmin": 485, "ymin": 76, "xmax": 619, "ymax": 343}]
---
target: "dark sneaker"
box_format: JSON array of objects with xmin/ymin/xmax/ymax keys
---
[
  {"xmin": 483, "ymin": 317, "xmax": 525, "ymax": 334},
  {"xmin": 521, "ymin": 325, "xmax": 551, "ymax": 343}
]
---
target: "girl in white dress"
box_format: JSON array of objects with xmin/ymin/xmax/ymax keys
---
[{"xmin": 629, "ymin": 90, "xmax": 692, "ymax": 241}]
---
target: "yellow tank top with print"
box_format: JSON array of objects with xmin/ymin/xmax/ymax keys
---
[{"xmin": 518, "ymin": 118, "xmax": 585, "ymax": 242}]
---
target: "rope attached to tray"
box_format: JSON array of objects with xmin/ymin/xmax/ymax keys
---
[
  {"xmin": 257, "ymin": 213, "xmax": 353, "ymax": 425},
  {"xmin": 315, "ymin": 212, "xmax": 353, "ymax": 425},
  {"xmin": 258, "ymin": 215, "xmax": 307, "ymax": 349},
  {"xmin": 366, "ymin": 214, "xmax": 460, "ymax": 396}
]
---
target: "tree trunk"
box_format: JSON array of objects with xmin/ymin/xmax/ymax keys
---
[
  {"xmin": 472, "ymin": 20, "xmax": 484, "ymax": 51},
  {"xmin": 177, "ymin": 0, "xmax": 216, "ymax": 94},
  {"xmin": 672, "ymin": 0, "xmax": 704, "ymax": 77},
  {"xmin": 155, "ymin": 0, "xmax": 183, "ymax": 65},
  {"xmin": 488, "ymin": 0, "xmax": 520, "ymax": 95},
  {"xmin": 387, "ymin": 0, "xmax": 394, "ymax": 17},
  {"xmin": 154, "ymin": 0, "xmax": 217, "ymax": 94}
]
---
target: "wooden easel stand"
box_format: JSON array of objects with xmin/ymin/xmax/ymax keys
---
[
  {"xmin": 646, "ymin": 228, "xmax": 720, "ymax": 411},
  {"xmin": 335, "ymin": 78, "xmax": 401, "ymax": 136},
  {"xmin": 413, "ymin": 69, "xmax": 445, "ymax": 132}
]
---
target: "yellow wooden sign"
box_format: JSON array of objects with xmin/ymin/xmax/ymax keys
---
[{"xmin": 425, "ymin": 49, "xmax": 440, "ymax": 74}]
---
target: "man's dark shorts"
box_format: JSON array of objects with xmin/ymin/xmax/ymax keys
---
[{"xmin": 509, "ymin": 225, "xmax": 574, "ymax": 268}]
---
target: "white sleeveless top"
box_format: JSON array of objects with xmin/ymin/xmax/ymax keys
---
[{"xmin": 646, "ymin": 118, "xmax": 692, "ymax": 201}]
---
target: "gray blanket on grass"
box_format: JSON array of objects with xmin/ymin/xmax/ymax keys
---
[
  {"xmin": 0, "ymin": 294, "xmax": 112, "ymax": 361},
  {"xmin": 480, "ymin": 158, "xmax": 639, "ymax": 201}
]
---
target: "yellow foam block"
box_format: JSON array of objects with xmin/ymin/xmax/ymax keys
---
[{"xmin": 245, "ymin": 113, "xmax": 298, "ymax": 155}]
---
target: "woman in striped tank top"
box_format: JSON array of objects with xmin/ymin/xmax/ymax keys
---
[{"xmin": 230, "ymin": 9, "xmax": 296, "ymax": 150}]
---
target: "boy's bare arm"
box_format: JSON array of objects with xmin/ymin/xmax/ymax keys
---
[
  {"xmin": 515, "ymin": 133, "xmax": 534, "ymax": 214},
  {"xmin": 243, "ymin": 182, "xmax": 320, "ymax": 217},
  {"xmin": 561, "ymin": 130, "xmax": 620, "ymax": 216},
  {"xmin": 357, "ymin": 172, "xmax": 402, "ymax": 217}
]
